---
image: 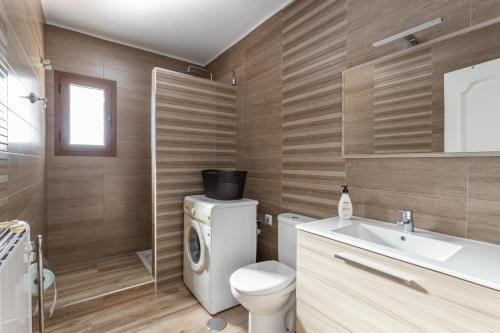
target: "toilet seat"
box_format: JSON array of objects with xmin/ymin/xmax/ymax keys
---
[{"xmin": 230, "ymin": 260, "xmax": 295, "ymax": 296}]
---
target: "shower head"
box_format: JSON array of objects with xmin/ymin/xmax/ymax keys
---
[
  {"xmin": 184, "ymin": 70, "xmax": 201, "ymax": 77},
  {"xmin": 184, "ymin": 65, "xmax": 213, "ymax": 80}
]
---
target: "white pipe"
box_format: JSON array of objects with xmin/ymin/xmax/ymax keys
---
[{"xmin": 37, "ymin": 235, "xmax": 45, "ymax": 333}]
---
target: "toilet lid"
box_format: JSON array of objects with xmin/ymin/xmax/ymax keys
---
[{"xmin": 230, "ymin": 260, "xmax": 295, "ymax": 296}]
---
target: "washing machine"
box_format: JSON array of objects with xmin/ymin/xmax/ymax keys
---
[{"xmin": 183, "ymin": 194, "xmax": 258, "ymax": 314}]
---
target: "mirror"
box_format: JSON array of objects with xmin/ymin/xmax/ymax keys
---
[{"xmin": 343, "ymin": 21, "xmax": 500, "ymax": 157}]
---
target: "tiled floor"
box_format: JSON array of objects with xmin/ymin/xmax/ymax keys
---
[
  {"xmin": 43, "ymin": 283, "xmax": 248, "ymax": 333},
  {"xmin": 48, "ymin": 252, "xmax": 153, "ymax": 308}
]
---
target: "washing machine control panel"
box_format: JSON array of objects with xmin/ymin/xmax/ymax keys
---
[{"xmin": 184, "ymin": 202, "xmax": 211, "ymax": 224}]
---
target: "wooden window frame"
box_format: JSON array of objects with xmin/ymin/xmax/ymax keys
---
[{"xmin": 54, "ymin": 70, "xmax": 117, "ymax": 156}]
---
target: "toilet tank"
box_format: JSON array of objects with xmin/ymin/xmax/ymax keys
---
[{"xmin": 278, "ymin": 213, "xmax": 315, "ymax": 269}]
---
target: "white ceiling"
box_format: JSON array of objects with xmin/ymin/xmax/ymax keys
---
[{"xmin": 41, "ymin": 0, "xmax": 293, "ymax": 65}]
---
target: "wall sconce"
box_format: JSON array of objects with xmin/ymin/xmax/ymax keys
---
[
  {"xmin": 29, "ymin": 92, "xmax": 47, "ymax": 104},
  {"xmin": 372, "ymin": 17, "xmax": 443, "ymax": 48},
  {"xmin": 232, "ymin": 67, "xmax": 237, "ymax": 87},
  {"xmin": 40, "ymin": 57, "xmax": 52, "ymax": 70}
]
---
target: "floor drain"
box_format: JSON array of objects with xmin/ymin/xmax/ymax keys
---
[{"xmin": 207, "ymin": 317, "xmax": 227, "ymax": 331}]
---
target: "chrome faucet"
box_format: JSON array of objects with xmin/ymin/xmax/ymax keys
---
[{"xmin": 397, "ymin": 209, "xmax": 414, "ymax": 232}]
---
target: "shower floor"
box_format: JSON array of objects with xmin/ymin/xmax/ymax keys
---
[{"xmin": 47, "ymin": 252, "xmax": 154, "ymax": 309}]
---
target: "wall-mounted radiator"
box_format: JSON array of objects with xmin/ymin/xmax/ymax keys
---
[{"xmin": 0, "ymin": 222, "xmax": 32, "ymax": 333}]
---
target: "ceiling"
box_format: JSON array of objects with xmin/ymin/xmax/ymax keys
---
[{"xmin": 41, "ymin": 0, "xmax": 293, "ymax": 65}]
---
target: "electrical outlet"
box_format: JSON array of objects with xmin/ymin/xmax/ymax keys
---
[{"xmin": 264, "ymin": 214, "xmax": 272, "ymax": 225}]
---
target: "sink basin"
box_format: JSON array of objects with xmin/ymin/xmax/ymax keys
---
[{"xmin": 332, "ymin": 223, "xmax": 463, "ymax": 262}]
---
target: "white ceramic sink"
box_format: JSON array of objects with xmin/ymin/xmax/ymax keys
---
[{"xmin": 333, "ymin": 223, "xmax": 462, "ymax": 262}]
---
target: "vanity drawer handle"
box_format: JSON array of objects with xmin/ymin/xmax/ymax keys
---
[{"xmin": 334, "ymin": 252, "xmax": 422, "ymax": 291}]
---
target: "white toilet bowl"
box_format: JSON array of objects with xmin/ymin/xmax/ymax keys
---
[
  {"xmin": 230, "ymin": 213, "xmax": 315, "ymax": 333},
  {"xmin": 230, "ymin": 260, "xmax": 296, "ymax": 333}
]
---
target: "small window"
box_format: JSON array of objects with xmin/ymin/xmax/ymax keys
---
[{"xmin": 54, "ymin": 71, "xmax": 116, "ymax": 156}]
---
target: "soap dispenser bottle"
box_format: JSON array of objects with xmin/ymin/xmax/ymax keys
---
[{"xmin": 338, "ymin": 185, "xmax": 353, "ymax": 220}]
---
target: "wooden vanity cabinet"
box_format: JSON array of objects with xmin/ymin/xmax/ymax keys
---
[{"xmin": 296, "ymin": 230, "xmax": 500, "ymax": 333}]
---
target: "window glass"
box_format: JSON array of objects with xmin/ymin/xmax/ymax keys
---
[{"xmin": 69, "ymin": 84, "xmax": 105, "ymax": 146}]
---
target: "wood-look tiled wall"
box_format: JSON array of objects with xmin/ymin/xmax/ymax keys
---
[
  {"xmin": 0, "ymin": 0, "xmax": 46, "ymax": 240},
  {"xmin": 208, "ymin": 13, "xmax": 284, "ymax": 260},
  {"xmin": 152, "ymin": 69, "xmax": 236, "ymax": 284},
  {"xmin": 45, "ymin": 26, "xmax": 193, "ymax": 266},
  {"xmin": 209, "ymin": 0, "xmax": 349, "ymax": 259},
  {"xmin": 347, "ymin": 157, "xmax": 500, "ymax": 245},
  {"xmin": 281, "ymin": 0, "xmax": 347, "ymax": 219},
  {"xmin": 209, "ymin": 0, "xmax": 500, "ymax": 259}
]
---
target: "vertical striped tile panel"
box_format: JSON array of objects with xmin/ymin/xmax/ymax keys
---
[
  {"xmin": 0, "ymin": 15, "xmax": 9, "ymax": 218},
  {"xmin": 152, "ymin": 68, "xmax": 236, "ymax": 285},
  {"xmin": 373, "ymin": 49, "xmax": 433, "ymax": 153},
  {"xmin": 281, "ymin": 0, "xmax": 347, "ymax": 219}
]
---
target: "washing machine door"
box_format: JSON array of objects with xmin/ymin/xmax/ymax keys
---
[{"xmin": 186, "ymin": 219, "xmax": 207, "ymax": 272}]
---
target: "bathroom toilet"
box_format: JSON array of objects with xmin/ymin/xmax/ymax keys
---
[{"xmin": 229, "ymin": 213, "xmax": 315, "ymax": 333}]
